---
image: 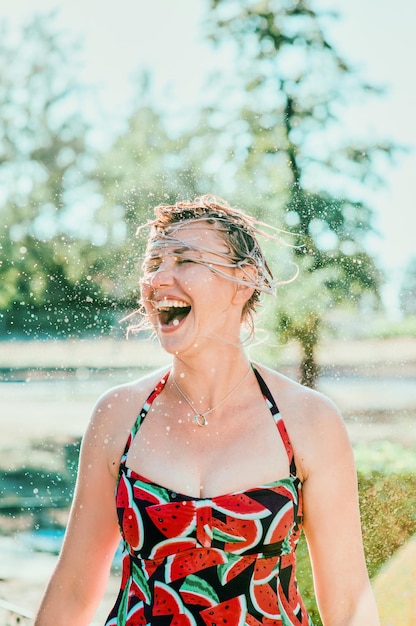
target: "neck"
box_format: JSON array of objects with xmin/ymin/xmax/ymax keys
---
[{"xmin": 171, "ymin": 346, "xmax": 251, "ymax": 411}]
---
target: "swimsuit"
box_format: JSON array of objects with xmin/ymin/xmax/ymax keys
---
[{"xmin": 105, "ymin": 367, "xmax": 314, "ymax": 626}]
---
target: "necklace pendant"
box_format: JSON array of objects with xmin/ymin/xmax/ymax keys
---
[{"xmin": 194, "ymin": 414, "xmax": 208, "ymax": 427}]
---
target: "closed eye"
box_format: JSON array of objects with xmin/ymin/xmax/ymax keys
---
[
  {"xmin": 143, "ymin": 259, "xmax": 161, "ymax": 273},
  {"xmin": 176, "ymin": 256, "xmax": 195, "ymax": 265}
]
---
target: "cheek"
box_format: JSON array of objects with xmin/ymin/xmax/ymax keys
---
[
  {"xmin": 139, "ymin": 281, "xmax": 154, "ymax": 311},
  {"xmin": 186, "ymin": 274, "xmax": 215, "ymax": 296}
]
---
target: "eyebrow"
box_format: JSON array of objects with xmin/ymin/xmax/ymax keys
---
[
  {"xmin": 144, "ymin": 244, "xmax": 201, "ymax": 263},
  {"xmin": 172, "ymin": 246, "xmax": 200, "ymax": 255},
  {"xmin": 148, "ymin": 236, "xmax": 228, "ymax": 262},
  {"xmin": 150, "ymin": 244, "xmax": 200, "ymax": 255}
]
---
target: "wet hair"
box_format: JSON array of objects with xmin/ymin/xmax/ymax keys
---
[{"xmin": 138, "ymin": 195, "xmax": 280, "ymax": 331}]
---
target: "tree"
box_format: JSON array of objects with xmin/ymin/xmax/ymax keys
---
[
  {"xmin": 0, "ymin": 13, "xmax": 108, "ymax": 337},
  {"xmin": 202, "ymin": 0, "xmax": 392, "ymax": 385},
  {"xmin": 399, "ymin": 257, "xmax": 416, "ymax": 317},
  {"xmin": 0, "ymin": 14, "xmax": 215, "ymax": 338},
  {"xmin": 93, "ymin": 80, "xmax": 215, "ymax": 309}
]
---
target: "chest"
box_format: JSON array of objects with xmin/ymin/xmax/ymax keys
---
[
  {"xmin": 125, "ymin": 397, "xmax": 291, "ymax": 499},
  {"xmin": 116, "ymin": 464, "xmax": 302, "ymax": 560}
]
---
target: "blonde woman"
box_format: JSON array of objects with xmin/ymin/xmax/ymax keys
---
[{"xmin": 35, "ymin": 195, "xmax": 379, "ymax": 625}]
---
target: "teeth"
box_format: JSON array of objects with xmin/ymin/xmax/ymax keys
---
[{"xmin": 155, "ymin": 299, "xmax": 190, "ymax": 311}]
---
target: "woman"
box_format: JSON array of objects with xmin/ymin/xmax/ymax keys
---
[{"xmin": 35, "ymin": 195, "xmax": 380, "ymax": 625}]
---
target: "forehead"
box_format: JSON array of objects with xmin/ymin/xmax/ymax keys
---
[{"xmin": 147, "ymin": 222, "xmax": 228, "ymax": 255}]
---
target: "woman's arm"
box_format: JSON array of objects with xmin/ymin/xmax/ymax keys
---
[
  {"xmin": 34, "ymin": 395, "xmax": 123, "ymax": 626},
  {"xmin": 301, "ymin": 397, "xmax": 380, "ymax": 626}
]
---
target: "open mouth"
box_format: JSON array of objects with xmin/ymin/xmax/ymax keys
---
[{"xmin": 155, "ymin": 299, "xmax": 191, "ymax": 327}]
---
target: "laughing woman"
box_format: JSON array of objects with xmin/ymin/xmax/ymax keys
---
[{"xmin": 35, "ymin": 195, "xmax": 380, "ymax": 626}]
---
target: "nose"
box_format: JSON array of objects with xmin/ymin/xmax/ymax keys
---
[{"xmin": 148, "ymin": 259, "xmax": 175, "ymax": 289}]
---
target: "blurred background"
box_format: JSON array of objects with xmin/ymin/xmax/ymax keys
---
[{"xmin": 0, "ymin": 1, "xmax": 415, "ymax": 624}]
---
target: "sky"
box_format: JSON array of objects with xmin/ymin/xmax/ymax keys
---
[{"xmin": 2, "ymin": 0, "xmax": 416, "ymax": 312}]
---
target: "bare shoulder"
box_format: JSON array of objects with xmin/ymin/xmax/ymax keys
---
[
  {"xmin": 92, "ymin": 366, "xmax": 170, "ymax": 425},
  {"xmin": 254, "ymin": 362, "xmax": 351, "ymax": 480},
  {"xmin": 90, "ymin": 366, "xmax": 170, "ymax": 432},
  {"xmin": 253, "ymin": 361, "xmax": 342, "ymax": 421},
  {"xmin": 82, "ymin": 366, "xmax": 170, "ymax": 475}
]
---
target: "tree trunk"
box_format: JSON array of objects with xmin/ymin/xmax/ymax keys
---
[{"xmin": 298, "ymin": 314, "xmax": 320, "ymax": 389}]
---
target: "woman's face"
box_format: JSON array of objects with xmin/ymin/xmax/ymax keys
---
[{"xmin": 140, "ymin": 222, "xmax": 245, "ymax": 357}]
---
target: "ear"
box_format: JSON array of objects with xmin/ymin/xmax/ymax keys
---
[{"xmin": 232, "ymin": 266, "xmax": 257, "ymax": 306}]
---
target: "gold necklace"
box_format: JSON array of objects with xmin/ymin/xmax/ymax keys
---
[{"xmin": 171, "ymin": 365, "xmax": 252, "ymax": 427}]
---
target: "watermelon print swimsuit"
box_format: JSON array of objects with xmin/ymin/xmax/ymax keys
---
[{"xmin": 105, "ymin": 366, "xmax": 314, "ymax": 626}]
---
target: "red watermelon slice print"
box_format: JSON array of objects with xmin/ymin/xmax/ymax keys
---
[
  {"xmin": 165, "ymin": 547, "xmax": 226, "ymax": 583},
  {"xmin": 125, "ymin": 600, "xmax": 146, "ymax": 626},
  {"xmin": 268, "ymin": 482, "xmax": 297, "ymax": 503},
  {"xmin": 224, "ymin": 518, "xmax": 263, "ymax": 553},
  {"xmin": 122, "ymin": 504, "xmax": 144, "ymax": 552},
  {"xmin": 264, "ymin": 501, "xmax": 294, "ymax": 545},
  {"xmin": 244, "ymin": 614, "xmax": 263, "ymax": 626},
  {"xmin": 253, "ymin": 556, "xmax": 280, "ymax": 585},
  {"xmin": 133, "ymin": 479, "xmax": 170, "ymax": 505},
  {"xmin": 213, "ymin": 494, "xmax": 270, "ymax": 520},
  {"xmin": 153, "ymin": 582, "xmax": 197, "ymax": 626},
  {"xmin": 250, "ymin": 580, "xmax": 281, "ymax": 620},
  {"xmin": 218, "ymin": 554, "xmax": 256, "ymax": 585},
  {"xmin": 276, "ymin": 569, "xmax": 310, "ymax": 625},
  {"xmin": 149, "ymin": 538, "xmax": 196, "ymax": 560},
  {"xmin": 179, "ymin": 574, "xmax": 219, "ymax": 607},
  {"xmin": 200, "ymin": 594, "xmax": 247, "ymax": 626},
  {"xmin": 153, "ymin": 581, "xmax": 184, "ymax": 616},
  {"xmin": 171, "ymin": 613, "xmax": 197, "ymax": 626},
  {"xmin": 147, "ymin": 501, "xmax": 195, "ymax": 538}
]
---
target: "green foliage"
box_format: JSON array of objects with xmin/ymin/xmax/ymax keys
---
[
  {"xmin": 370, "ymin": 315, "xmax": 416, "ymax": 338},
  {"xmin": 0, "ymin": 13, "xmax": 94, "ymax": 231},
  {"xmin": 204, "ymin": 0, "xmax": 394, "ymax": 386},
  {"xmin": 296, "ymin": 536, "xmax": 321, "ymax": 625},
  {"xmin": 0, "ymin": 5, "xmax": 394, "ymax": 353},
  {"xmin": 93, "ymin": 89, "xmax": 212, "ymax": 303},
  {"xmin": 0, "ymin": 14, "xmax": 216, "ymax": 338},
  {"xmin": 354, "ymin": 442, "xmax": 416, "ymax": 578},
  {"xmin": 359, "ymin": 472, "xmax": 416, "ymax": 578},
  {"xmin": 295, "ymin": 459, "xmax": 416, "ymax": 625},
  {"xmin": 399, "ymin": 256, "xmax": 416, "ymax": 316},
  {"xmin": 0, "ymin": 234, "xmax": 118, "ymax": 338},
  {"xmin": 0, "ymin": 169, "xmax": 125, "ymax": 336},
  {"xmin": 296, "ymin": 440, "xmax": 416, "ymax": 622},
  {"xmin": 275, "ymin": 256, "xmax": 329, "ymax": 385},
  {"xmin": 0, "ymin": 13, "xmax": 106, "ymax": 337},
  {"xmin": 354, "ymin": 441, "xmax": 416, "ymax": 475}
]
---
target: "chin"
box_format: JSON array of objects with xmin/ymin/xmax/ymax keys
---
[{"xmin": 158, "ymin": 334, "xmax": 200, "ymax": 359}]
